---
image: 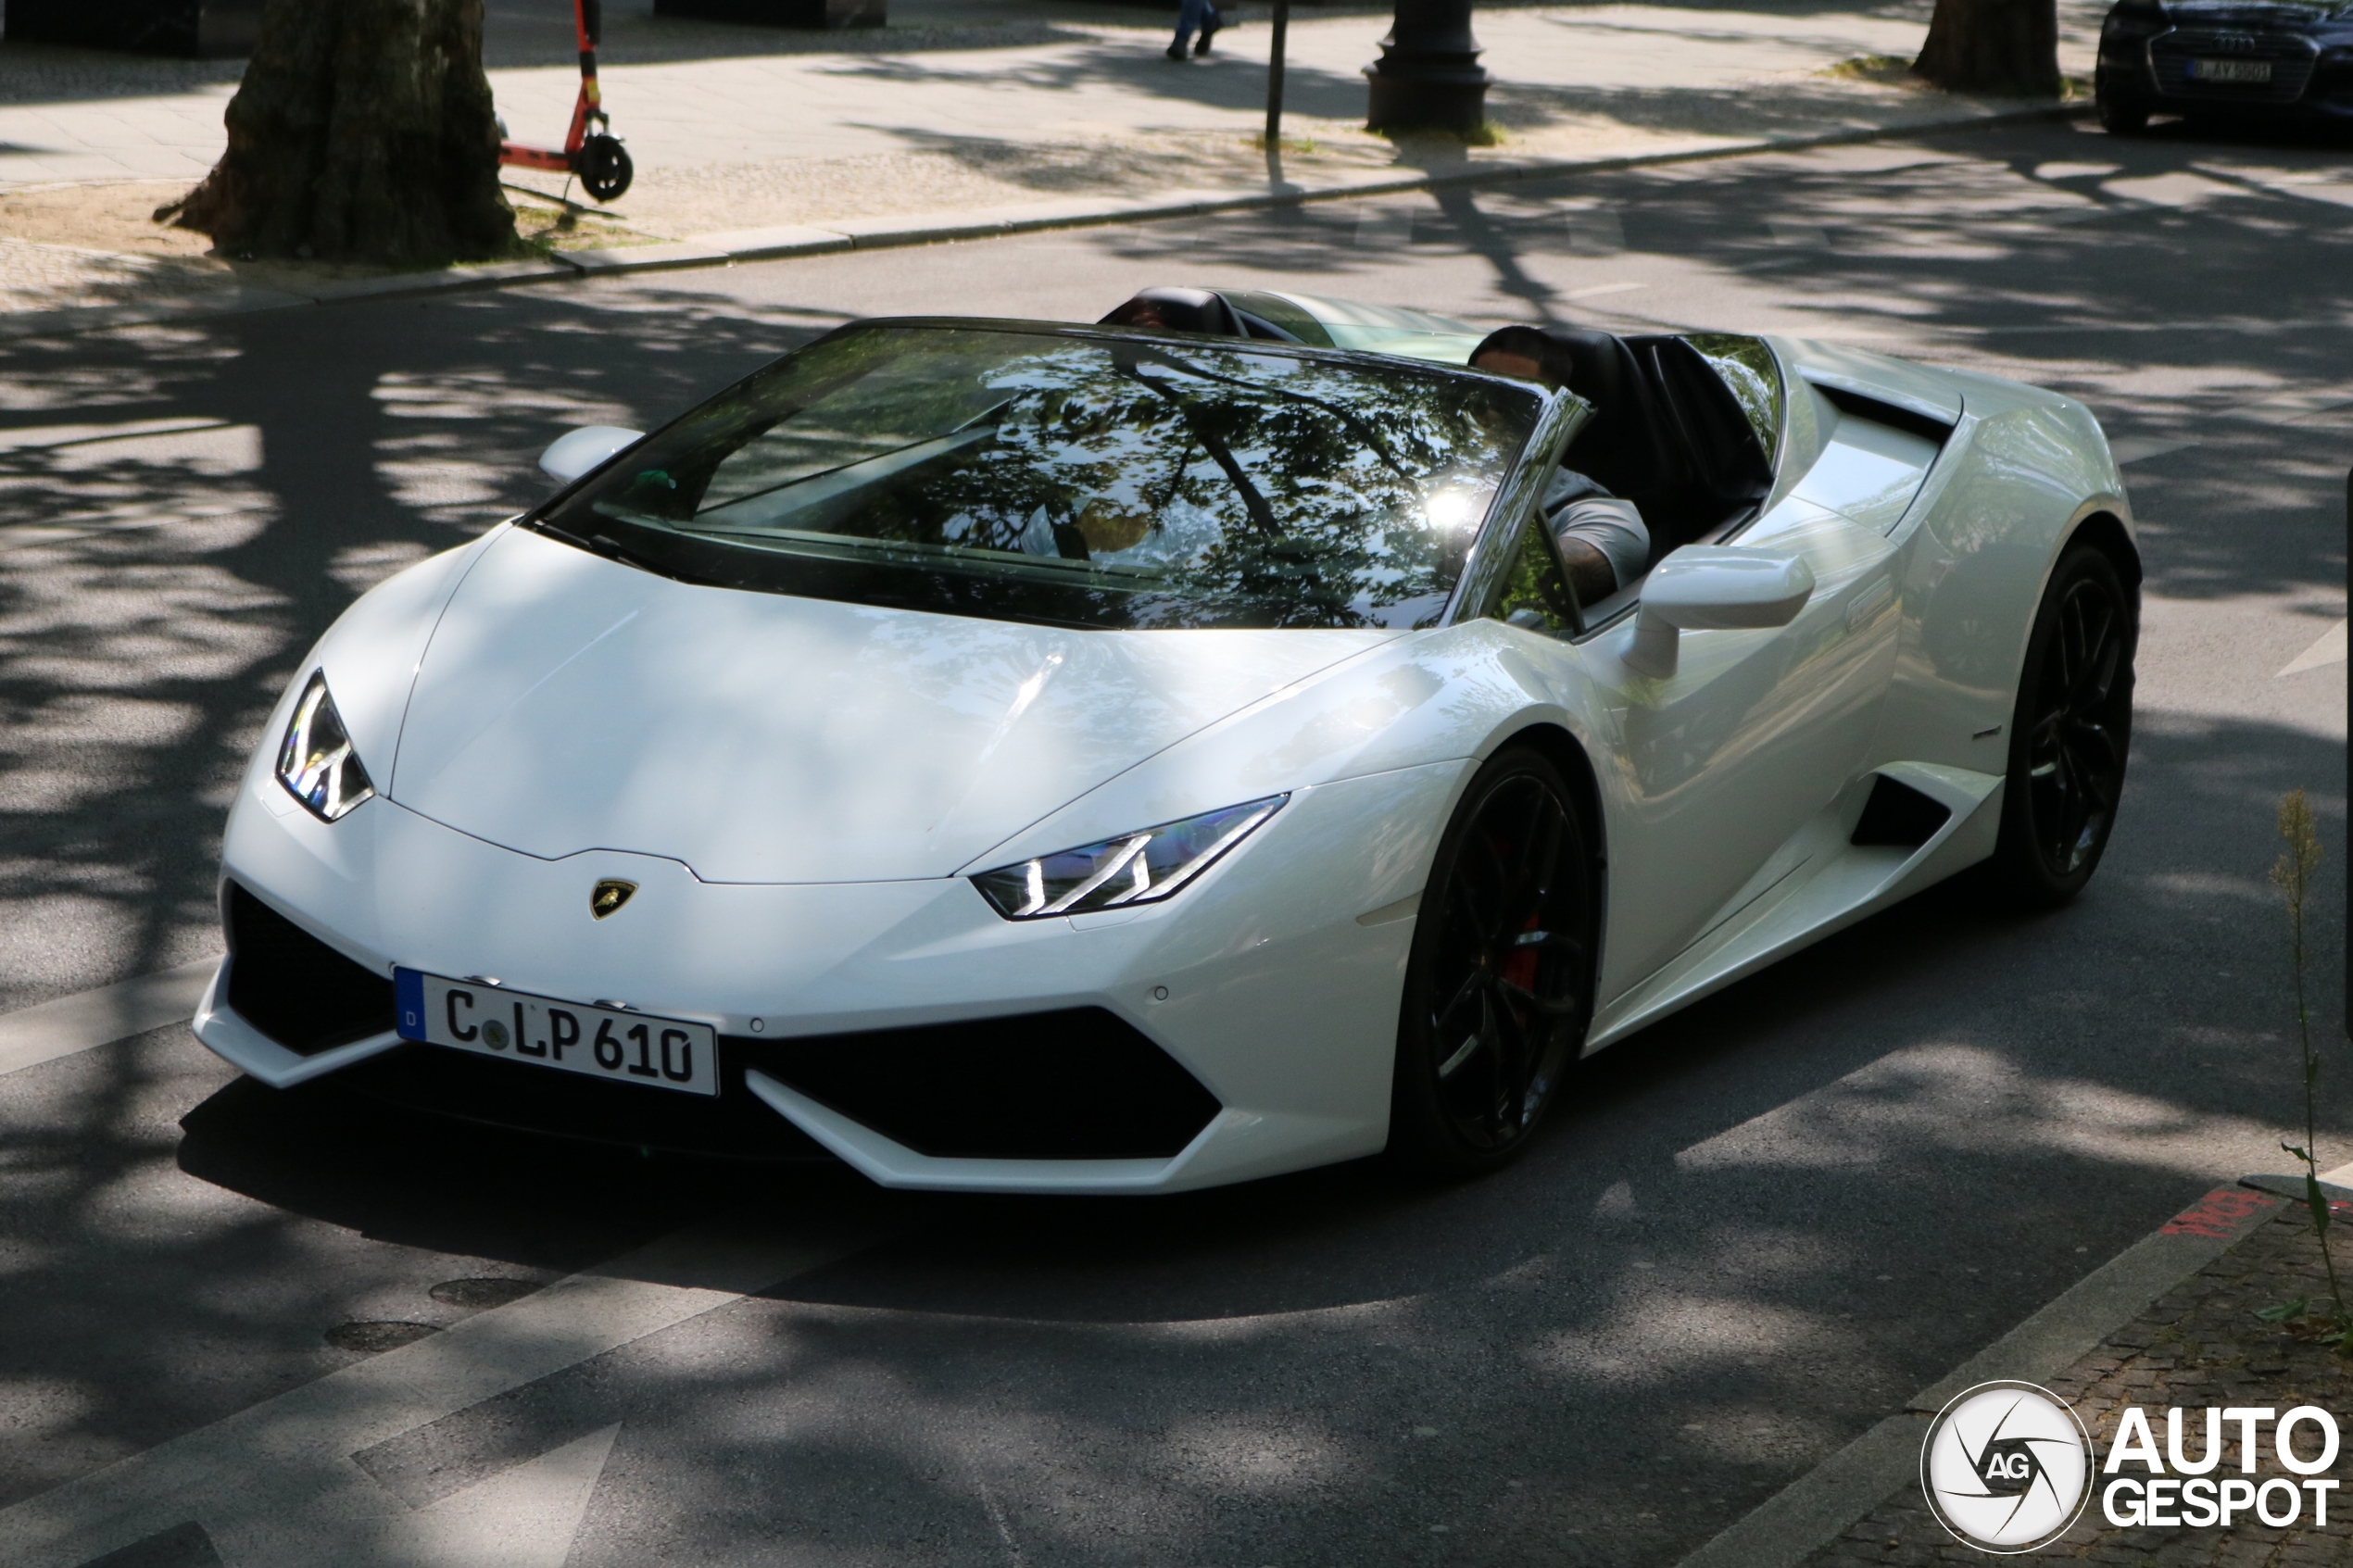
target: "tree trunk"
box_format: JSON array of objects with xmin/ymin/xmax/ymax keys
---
[
  {"xmin": 170, "ymin": 0, "xmax": 515, "ymax": 264},
  {"xmin": 1912, "ymin": 0, "xmax": 2061, "ymax": 95}
]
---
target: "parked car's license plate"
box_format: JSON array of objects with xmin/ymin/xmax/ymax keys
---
[
  {"xmin": 394, "ymin": 970, "xmax": 719, "ymax": 1096},
  {"xmin": 2190, "ymin": 57, "xmax": 2271, "ymax": 82}
]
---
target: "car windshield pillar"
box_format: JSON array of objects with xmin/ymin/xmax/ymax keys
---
[{"xmin": 1445, "ymin": 386, "xmax": 1594, "ymax": 630}]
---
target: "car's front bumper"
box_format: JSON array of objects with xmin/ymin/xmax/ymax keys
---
[
  {"xmin": 2099, "ymin": 40, "xmax": 2353, "ymax": 122},
  {"xmin": 199, "ymin": 759, "xmax": 1456, "ymax": 1193}
]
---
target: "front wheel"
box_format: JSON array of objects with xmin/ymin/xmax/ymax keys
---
[
  {"xmin": 2095, "ymin": 68, "xmax": 2151, "ymax": 133},
  {"xmin": 1388, "ymin": 747, "xmax": 1597, "ymax": 1177},
  {"xmin": 1989, "ymin": 545, "xmax": 2137, "ymax": 905},
  {"xmin": 2097, "ymin": 95, "xmax": 2151, "ymax": 134},
  {"xmin": 577, "ymin": 135, "xmax": 634, "ymax": 203}
]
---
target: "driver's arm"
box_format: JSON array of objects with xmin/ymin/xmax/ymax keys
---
[{"xmin": 1543, "ymin": 470, "xmax": 1649, "ymax": 604}]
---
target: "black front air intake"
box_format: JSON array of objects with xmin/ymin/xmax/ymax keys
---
[
  {"xmin": 223, "ymin": 882, "xmax": 396, "ymax": 1055},
  {"xmin": 735, "ymin": 1008, "xmax": 1222, "ymax": 1160},
  {"xmin": 331, "ymin": 1044, "xmax": 834, "ymax": 1162}
]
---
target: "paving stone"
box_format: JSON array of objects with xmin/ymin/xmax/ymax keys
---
[{"xmin": 1800, "ymin": 1208, "xmax": 2353, "ymax": 1566}]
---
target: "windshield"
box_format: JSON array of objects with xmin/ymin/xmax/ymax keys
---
[{"xmin": 541, "ymin": 322, "xmax": 1543, "ymax": 632}]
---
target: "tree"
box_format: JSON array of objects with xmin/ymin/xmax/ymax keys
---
[
  {"xmin": 163, "ymin": 0, "xmax": 515, "ymax": 264},
  {"xmin": 1912, "ymin": 0, "xmax": 2061, "ymax": 95}
]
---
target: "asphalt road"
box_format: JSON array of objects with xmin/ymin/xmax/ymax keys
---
[{"xmin": 0, "ymin": 114, "xmax": 2345, "ymax": 1568}]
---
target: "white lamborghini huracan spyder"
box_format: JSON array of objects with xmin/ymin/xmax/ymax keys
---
[{"xmin": 195, "ymin": 292, "xmax": 2138, "ymax": 1193}]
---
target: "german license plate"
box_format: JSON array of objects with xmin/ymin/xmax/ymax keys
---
[
  {"xmin": 2190, "ymin": 57, "xmax": 2271, "ymax": 82},
  {"xmin": 394, "ymin": 970, "xmax": 718, "ymax": 1096}
]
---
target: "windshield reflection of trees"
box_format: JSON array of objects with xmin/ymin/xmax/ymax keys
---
[{"xmin": 572, "ymin": 328, "xmax": 1537, "ymax": 632}]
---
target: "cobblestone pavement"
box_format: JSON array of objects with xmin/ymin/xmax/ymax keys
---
[
  {"xmin": 1810, "ymin": 1197, "xmax": 2353, "ymax": 1566},
  {"xmin": 0, "ymin": 236, "xmax": 209, "ymax": 315}
]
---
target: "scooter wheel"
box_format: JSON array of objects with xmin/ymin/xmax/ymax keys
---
[{"xmin": 577, "ymin": 135, "xmax": 633, "ymax": 203}]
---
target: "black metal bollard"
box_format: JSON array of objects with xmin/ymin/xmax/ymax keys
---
[{"xmin": 1364, "ymin": 0, "xmax": 1491, "ymax": 134}]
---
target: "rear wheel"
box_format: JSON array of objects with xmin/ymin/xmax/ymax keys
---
[
  {"xmin": 577, "ymin": 135, "xmax": 634, "ymax": 202},
  {"xmin": 1389, "ymin": 747, "xmax": 1597, "ymax": 1176},
  {"xmin": 1990, "ymin": 546, "xmax": 2137, "ymax": 905}
]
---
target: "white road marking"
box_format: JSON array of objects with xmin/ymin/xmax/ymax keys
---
[
  {"xmin": 1353, "ymin": 204, "xmax": 1414, "ymax": 247},
  {"xmin": 2032, "ymin": 161, "xmax": 2120, "ymax": 182},
  {"xmin": 0, "ymin": 1210, "xmax": 896, "ymax": 1568},
  {"xmin": 216, "ymin": 1424, "xmax": 620, "ymax": 1568},
  {"xmin": 2279, "ymin": 620, "xmax": 2348, "ymax": 678},
  {"xmin": 1569, "ymin": 211, "xmax": 1625, "ymax": 254},
  {"xmin": 0, "ymin": 418, "xmax": 233, "ymax": 453},
  {"xmin": 1964, "ymin": 316, "xmax": 2353, "ymax": 336},
  {"xmin": 2200, "ymin": 165, "xmax": 2353, "ymax": 210},
  {"xmin": 2037, "ymin": 204, "xmax": 2116, "ymax": 226},
  {"xmin": 2230, "ymin": 387, "xmax": 2353, "ymax": 426},
  {"xmin": 1566, "ymin": 281, "xmax": 1647, "ymax": 301},
  {"xmin": 0, "ymin": 506, "xmax": 275, "ymax": 557},
  {"xmin": 2101, "ymin": 170, "xmax": 2254, "ymax": 211},
  {"xmin": 0, "ymin": 957, "xmax": 220, "ymax": 1076},
  {"xmin": 2108, "ymin": 436, "xmax": 2197, "ymax": 466}
]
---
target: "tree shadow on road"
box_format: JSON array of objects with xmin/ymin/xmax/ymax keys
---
[{"xmin": 0, "ymin": 116, "xmax": 2345, "ymax": 1556}]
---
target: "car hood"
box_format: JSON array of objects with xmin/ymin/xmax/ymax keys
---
[{"xmin": 384, "ymin": 527, "xmax": 1392, "ymax": 883}]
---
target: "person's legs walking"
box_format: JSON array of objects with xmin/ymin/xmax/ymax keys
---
[{"xmin": 1168, "ymin": 0, "xmax": 1210, "ymax": 58}]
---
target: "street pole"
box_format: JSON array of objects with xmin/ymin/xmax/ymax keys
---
[
  {"xmin": 1265, "ymin": 0, "xmax": 1291, "ymax": 148},
  {"xmin": 1363, "ymin": 0, "xmax": 1489, "ymax": 135}
]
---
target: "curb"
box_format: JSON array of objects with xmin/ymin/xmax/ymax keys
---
[
  {"xmin": 1672, "ymin": 1175, "xmax": 2322, "ymax": 1568},
  {"xmin": 741, "ymin": 99, "xmax": 2092, "ymax": 258},
  {"xmin": 0, "ymin": 258, "xmax": 578, "ymax": 345},
  {"xmin": 0, "ymin": 99, "xmax": 2093, "ymax": 343}
]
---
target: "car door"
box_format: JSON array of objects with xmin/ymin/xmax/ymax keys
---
[{"xmin": 1490, "ymin": 397, "xmax": 1913, "ymax": 1011}]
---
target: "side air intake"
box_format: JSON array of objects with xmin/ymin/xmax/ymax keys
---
[{"xmin": 1850, "ymin": 775, "xmax": 1954, "ymax": 850}]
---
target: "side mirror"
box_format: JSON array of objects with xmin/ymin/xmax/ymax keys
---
[
  {"xmin": 1625, "ymin": 546, "xmax": 1816, "ymax": 677},
  {"xmin": 538, "ymin": 425, "xmax": 644, "ymax": 485}
]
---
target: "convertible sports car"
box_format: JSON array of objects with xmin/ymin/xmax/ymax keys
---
[
  {"xmin": 195, "ymin": 289, "xmax": 2139, "ymax": 1193},
  {"xmin": 2095, "ymin": 0, "xmax": 2353, "ymax": 132}
]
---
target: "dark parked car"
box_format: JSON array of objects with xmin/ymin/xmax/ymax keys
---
[{"xmin": 2096, "ymin": 0, "xmax": 2353, "ymax": 132}]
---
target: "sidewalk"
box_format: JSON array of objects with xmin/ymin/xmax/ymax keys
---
[
  {"xmin": 0, "ymin": 0, "xmax": 2103, "ymax": 325},
  {"xmin": 1676, "ymin": 1177, "xmax": 2353, "ymax": 1568},
  {"xmin": 1808, "ymin": 1192, "xmax": 2353, "ymax": 1565}
]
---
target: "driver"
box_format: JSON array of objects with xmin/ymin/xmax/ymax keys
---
[{"xmin": 1468, "ymin": 326, "xmax": 1650, "ymax": 606}]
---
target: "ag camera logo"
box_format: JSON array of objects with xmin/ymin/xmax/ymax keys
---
[{"xmin": 1920, "ymin": 1381, "xmax": 2094, "ymax": 1553}]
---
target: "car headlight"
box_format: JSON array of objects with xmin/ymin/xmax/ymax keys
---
[
  {"xmin": 276, "ymin": 671, "xmax": 375, "ymax": 822},
  {"xmin": 972, "ymin": 795, "xmax": 1288, "ymax": 920}
]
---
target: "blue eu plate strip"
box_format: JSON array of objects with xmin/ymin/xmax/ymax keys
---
[{"xmin": 394, "ymin": 968, "xmax": 427, "ymax": 1041}]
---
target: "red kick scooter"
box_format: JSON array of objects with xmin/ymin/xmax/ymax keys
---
[{"xmin": 498, "ymin": 0, "xmax": 635, "ymax": 202}]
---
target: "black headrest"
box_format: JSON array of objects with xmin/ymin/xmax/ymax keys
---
[
  {"xmin": 1098, "ymin": 288, "xmax": 1302, "ymax": 343},
  {"xmin": 1099, "ymin": 287, "xmax": 1248, "ymax": 337},
  {"xmin": 1625, "ymin": 335, "xmax": 1773, "ymax": 504},
  {"xmin": 1541, "ymin": 327, "xmax": 1681, "ymax": 500}
]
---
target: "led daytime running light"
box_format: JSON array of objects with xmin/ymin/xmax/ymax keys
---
[
  {"xmin": 276, "ymin": 671, "xmax": 375, "ymax": 822},
  {"xmin": 973, "ymin": 795, "xmax": 1288, "ymax": 920}
]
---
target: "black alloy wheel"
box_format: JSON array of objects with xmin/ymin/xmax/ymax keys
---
[
  {"xmin": 1390, "ymin": 747, "xmax": 1597, "ymax": 1176},
  {"xmin": 1993, "ymin": 545, "xmax": 2137, "ymax": 904},
  {"xmin": 578, "ymin": 134, "xmax": 635, "ymax": 203}
]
